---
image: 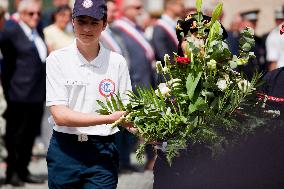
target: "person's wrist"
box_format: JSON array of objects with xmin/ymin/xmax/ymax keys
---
[{"xmin": 103, "ymin": 114, "xmax": 114, "ymax": 124}]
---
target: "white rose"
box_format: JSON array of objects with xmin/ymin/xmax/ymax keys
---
[
  {"xmin": 155, "ymin": 83, "xmax": 171, "ymax": 97},
  {"xmin": 229, "ymin": 60, "xmax": 237, "ymax": 69},
  {"xmin": 216, "ymin": 79, "xmax": 228, "ymax": 91}
]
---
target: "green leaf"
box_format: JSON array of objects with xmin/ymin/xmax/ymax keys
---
[
  {"xmin": 96, "ymin": 109, "xmax": 111, "ymax": 115},
  {"xmin": 185, "ymin": 42, "xmax": 191, "ymax": 58},
  {"xmin": 241, "ymin": 42, "xmax": 252, "ymax": 52},
  {"xmin": 97, "ymin": 100, "xmax": 109, "ymax": 112},
  {"xmin": 115, "ymin": 93, "xmax": 126, "ymax": 111},
  {"xmin": 106, "ymin": 98, "xmax": 114, "ymax": 112},
  {"xmin": 186, "ymin": 71, "xmax": 202, "ymax": 100},
  {"xmin": 110, "ymin": 95, "xmax": 118, "ymax": 111},
  {"xmin": 150, "ymin": 86, "xmax": 163, "ymax": 111},
  {"xmin": 196, "ymin": 0, "xmax": 203, "ymax": 13},
  {"xmin": 188, "ymin": 97, "xmax": 206, "ymax": 114},
  {"xmin": 156, "ymin": 88, "xmax": 166, "ymax": 109},
  {"xmin": 206, "ymin": 22, "xmax": 221, "ymax": 47},
  {"xmin": 211, "ymin": 2, "xmax": 223, "ymax": 25}
]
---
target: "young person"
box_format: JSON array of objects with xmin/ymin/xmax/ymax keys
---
[{"xmin": 46, "ymin": 0, "xmax": 132, "ymax": 188}]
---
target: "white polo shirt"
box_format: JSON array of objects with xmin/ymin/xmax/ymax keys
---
[
  {"xmin": 266, "ymin": 24, "xmax": 284, "ymax": 68},
  {"xmin": 46, "ymin": 40, "xmax": 132, "ymax": 136}
]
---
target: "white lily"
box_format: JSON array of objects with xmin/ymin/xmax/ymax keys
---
[
  {"xmin": 237, "ymin": 79, "xmax": 251, "ymax": 93},
  {"xmin": 216, "ymin": 79, "xmax": 228, "ymax": 91}
]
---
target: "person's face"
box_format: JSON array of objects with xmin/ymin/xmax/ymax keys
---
[
  {"xmin": 125, "ymin": 0, "xmax": 143, "ymax": 20},
  {"xmin": 20, "ymin": 3, "xmax": 41, "ymax": 29},
  {"xmin": 55, "ymin": 9, "xmax": 71, "ymax": 29},
  {"xmin": 73, "ymin": 16, "xmax": 106, "ymax": 45},
  {"xmin": 171, "ymin": 0, "xmax": 185, "ymax": 18},
  {"xmin": 107, "ymin": 1, "xmax": 119, "ymax": 23}
]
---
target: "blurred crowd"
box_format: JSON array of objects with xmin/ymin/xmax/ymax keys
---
[{"xmin": 0, "ymin": 0, "xmax": 282, "ymax": 187}]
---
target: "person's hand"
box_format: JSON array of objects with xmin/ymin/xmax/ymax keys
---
[
  {"xmin": 121, "ymin": 122, "xmax": 138, "ymax": 134},
  {"xmin": 108, "ymin": 111, "xmax": 126, "ymax": 123}
]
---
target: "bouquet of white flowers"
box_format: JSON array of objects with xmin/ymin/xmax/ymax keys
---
[{"xmin": 97, "ymin": 0, "xmax": 273, "ymax": 163}]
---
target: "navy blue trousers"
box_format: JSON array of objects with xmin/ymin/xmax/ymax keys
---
[{"xmin": 47, "ymin": 131, "xmax": 119, "ymax": 189}]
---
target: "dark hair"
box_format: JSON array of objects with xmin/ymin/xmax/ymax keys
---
[
  {"xmin": 102, "ymin": 14, "xmax": 107, "ymax": 23},
  {"xmin": 176, "ymin": 13, "xmax": 228, "ymax": 56},
  {"xmin": 51, "ymin": 5, "xmax": 72, "ymax": 23},
  {"xmin": 105, "ymin": 0, "xmax": 115, "ymax": 3}
]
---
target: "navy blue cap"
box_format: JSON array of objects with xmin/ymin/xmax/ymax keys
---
[{"xmin": 72, "ymin": 0, "xmax": 107, "ymax": 20}]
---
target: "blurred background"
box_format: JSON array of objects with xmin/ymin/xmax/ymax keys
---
[{"xmin": 7, "ymin": 0, "xmax": 284, "ymax": 35}]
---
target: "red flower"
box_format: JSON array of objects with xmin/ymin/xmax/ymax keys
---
[
  {"xmin": 280, "ymin": 24, "xmax": 284, "ymax": 35},
  {"xmin": 176, "ymin": 56, "xmax": 190, "ymax": 64}
]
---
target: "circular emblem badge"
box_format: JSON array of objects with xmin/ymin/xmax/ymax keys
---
[
  {"xmin": 82, "ymin": 0, "xmax": 93, "ymax": 9},
  {"xmin": 99, "ymin": 79, "xmax": 115, "ymax": 97}
]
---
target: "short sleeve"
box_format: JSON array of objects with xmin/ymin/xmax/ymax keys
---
[
  {"xmin": 118, "ymin": 56, "xmax": 132, "ymax": 104},
  {"xmin": 46, "ymin": 54, "xmax": 68, "ymax": 106}
]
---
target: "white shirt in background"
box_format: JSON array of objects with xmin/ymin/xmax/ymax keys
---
[{"xmin": 266, "ymin": 24, "xmax": 284, "ymax": 68}]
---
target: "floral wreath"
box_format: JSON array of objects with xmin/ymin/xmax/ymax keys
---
[{"xmin": 97, "ymin": 0, "xmax": 277, "ymax": 164}]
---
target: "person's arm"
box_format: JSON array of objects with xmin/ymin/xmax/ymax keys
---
[
  {"xmin": 49, "ymin": 105, "xmax": 125, "ymax": 127},
  {"xmin": 268, "ymin": 61, "xmax": 277, "ymax": 72}
]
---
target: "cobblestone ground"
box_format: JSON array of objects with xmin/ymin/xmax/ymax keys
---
[{"xmin": 0, "ymin": 156, "xmax": 154, "ymax": 189}]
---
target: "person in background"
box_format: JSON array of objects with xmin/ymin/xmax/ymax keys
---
[
  {"xmin": 226, "ymin": 13, "xmax": 243, "ymax": 56},
  {"xmin": 136, "ymin": 11, "xmax": 157, "ymax": 41},
  {"xmin": 113, "ymin": 0, "xmax": 156, "ymax": 172},
  {"xmin": 46, "ymin": 0, "xmax": 132, "ymax": 187},
  {"xmin": 152, "ymin": 0, "xmax": 185, "ymax": 65},
  {"xmin": 0, "ymin": 0, "xmax": 47, "ymax": 186},
  {"xmin": 238, "ymin": 10, "xmax": 267, "ymax": 80},
  {"xmin": 43, "ymin": 5, "xmax": 74, "ymax": 52},
  {"xmin": 0, "ymin": 0, "xmax": 8, "ymax": 142},
  {"xmin": 41, "ymin": 0, "xmax": 70, "ymax": 28},
  {"xmin": 0, "ymin": 0, "xmax": 8, "ymax": 26},
  {"xmin": 100, "ymin": 0, "xmax": 126, "ymax": 56},
  {"xmin": 0, "ymin": 0, "xmax": 8, "ymax": 75},
  {"xmin": 265, "ymin": 6, "xmax": 284, "ymax": 71},
  {"xmin": 34, "ymin": 4, "xmax": 74, "ymax": 157}
]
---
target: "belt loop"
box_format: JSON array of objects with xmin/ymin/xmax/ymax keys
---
[{"xmin": 78, "ymin": 134, "xmax": 88, "ymax": 142}]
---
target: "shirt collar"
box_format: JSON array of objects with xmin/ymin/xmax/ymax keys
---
[
  {"xmin": 73, "ymin": 39, "xmax": 106, "ymax": 68},
  {"xmin": 19, "ymin": 20, "xmax": 33, "ymax": 39},
  {"xmin": 121, "ymin": 17, "xmax": 136, "ymax": 27},
  {"xmin": 161, "ymin": 14, "xmax": 177, "ymax": 28}
]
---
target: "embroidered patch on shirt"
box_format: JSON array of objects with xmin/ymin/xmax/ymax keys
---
[
  {"xmin": 82, "ymin": 0, "xmax": 93, "ymax": 9},
  {"xmin": 99, "ymin": 79, "xmax": 115, "ymax": 97}
]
